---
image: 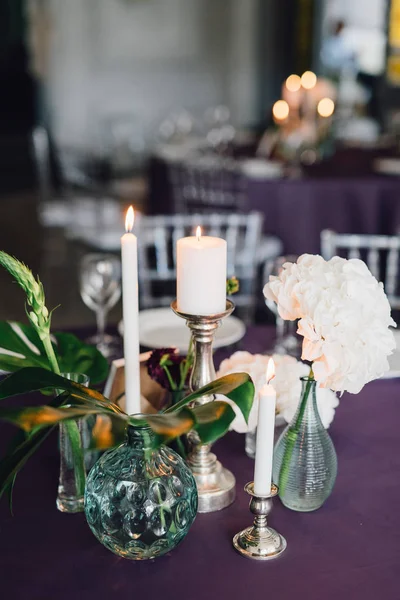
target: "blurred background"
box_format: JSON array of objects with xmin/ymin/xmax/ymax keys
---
[{"xmin": 1, "ymin": 0, "xmax": 400, "ymax": 343}]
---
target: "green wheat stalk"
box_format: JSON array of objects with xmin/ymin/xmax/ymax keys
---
[
  {"xmin": 0, "ymin": 251, "xmax": 85, "ymax": 496},
  {"xmin": 0, "ymin": 251, "xmax": 60, "ymax": 374}
]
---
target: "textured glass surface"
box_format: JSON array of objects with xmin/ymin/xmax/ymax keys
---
[
  {"xmin": 273, "ymin": 378, "xmax": 337, "ymax": 512},
  {"xmin": 85, "ymin": 425, "xmax": 198, "ymax": 560}
]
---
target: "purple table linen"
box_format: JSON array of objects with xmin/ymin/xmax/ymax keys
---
[
  {"xmin": 247, "ymin": 177, "xmax": 400, "ymax": 255},
  {"xmin": 148, "ymin": 156, "xmax": 400, "ymax": 255},
  {"xmin": 0, "ymin": 326, "xmax": 399, "ymax": 600}
]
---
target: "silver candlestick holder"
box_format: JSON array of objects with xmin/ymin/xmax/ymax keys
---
[
  {"xmin": 171, "ymin": 299, "xmax": 236, "ymax": 513},
  {"xmin": 233, "ymin": 482, "xmax": 287, "ymax": 560}
]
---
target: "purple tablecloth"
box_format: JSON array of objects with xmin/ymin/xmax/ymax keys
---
[
  {"xmin": 148, "ymin": 156, "xmax": 400, "ymax": 255},
  {"xmin": 1, "ymin": 326, "xmax": 400, "ymax": 599},
  {"xmin": 247, "ymin": 177, "xmax": 400, "ymax": 254}
]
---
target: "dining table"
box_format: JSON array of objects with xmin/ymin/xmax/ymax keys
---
[
  {"xmin": 148, "ymin": 152, "xmax": 400, "ymax": 256},
  {"xmin": 0, "ymin": 325, "xmax": 399, "ymax": 600}
]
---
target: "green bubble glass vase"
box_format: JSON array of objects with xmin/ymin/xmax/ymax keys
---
[{"xmin": 84, "ymin": 422, "xmax": 198, "ymax": 560}]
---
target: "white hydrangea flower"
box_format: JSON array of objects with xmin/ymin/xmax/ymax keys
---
[
  {"xmin": 216, "ymin": 351, "xmax": 338, "ymax": 433},
  {"xmin": 264, "ymin": 254, "xmax": 396, "ymax": 394}
]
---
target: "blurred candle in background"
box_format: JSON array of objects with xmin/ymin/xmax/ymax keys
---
[
  {"xmin": 301, "ymin": 70, "xmax": 317, "ymax": 90},
  {"xmin": 121, "ymin": 206, "xmax": 141, "ymax": 415},
  {"xmin": 253, "ymin": 358, "xmax": 276, "ymax": 496},
  {"xmin": 283, "ymin": 74, "xmax": 302, "ymax": 110},
  {"xmin": 272, "ymin": 100, "xmax": 290, "ymax": 125},
  {"xmin": 177, "ymin": 226, "xmax": 227, "ymax": 315},
  {"xmin": 317, "ymin": 97, "xmax": 335, "ymax": 118}
]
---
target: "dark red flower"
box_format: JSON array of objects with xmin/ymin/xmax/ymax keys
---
[{"xmin": 146, "ymin": 347, "xmax": 191, "ymax": 391}]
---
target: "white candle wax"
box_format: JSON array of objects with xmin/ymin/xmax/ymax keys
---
[
  {"xmin": 253, "ymin": 361, "xmax": 276, "ymax": 496},
  {"xmin": 121, "ymin": 207, "xmax": 141, "ymax": 415},
  {"xmin": 177, "ymin": 230, "xmax": 227, "ymax": 315}
]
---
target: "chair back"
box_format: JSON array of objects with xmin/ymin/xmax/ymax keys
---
[
  {"xmin": 168, "ymin": 155, "xmax": 247, "ymax": 214},
  {"xmin": 135, "ymin": 212, "xmax": 263, "ymax": 320},
  {"xmin": 321, "ymin": 229, "xmax": 400, "ymax": 308}
]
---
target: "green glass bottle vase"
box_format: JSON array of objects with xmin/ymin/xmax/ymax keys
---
[
  {"xmin": 84, "ymin": 422, "xmax": 198, "ymax": 560},
  {"xmin": 273, "ymin": 377, "xmax": 337, "ymax": 512}
]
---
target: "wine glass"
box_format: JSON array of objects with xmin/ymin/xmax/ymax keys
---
[
  {"xmin": 264, "ymin": 255, "xmax": 302, "ymax": 357},
  {"xmin": 80, "ymin": 253, "xmax": 121, "ymax": 357}
]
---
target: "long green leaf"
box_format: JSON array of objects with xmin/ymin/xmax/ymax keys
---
[
  {"xmin": 0, "ymin": 368, "xmax": 255, "ymax": 463},
  {"xmin": 191, "ymin": 401, "xmax": 236, "ymax": 444},
  {"xmin": 165, "ymin": 373, "xmax": 254, "ymax": 424},
  {"xmin": 0, "ymin": 367, "xmax": 122, "ymax": 414},
  {"xmin": 145, "ymin": 407, "xmax": 196, "ymax": 445},
  {"xmin": 0, "ymin": 404, "xmax": 123, "ymax": 431}
]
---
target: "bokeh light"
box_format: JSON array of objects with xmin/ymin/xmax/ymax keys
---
[
  {"xmin": 272, "ymin": 100, "xmax": 290, "ymax": 121},
  {"xmin": 286, "ymin": 74, "xmax": 301, "ymax": 92},
  {"xmin": 317, "ymin": 97, "xmax": 335, "ymax": 118},
  {"xmin": 301, "ymin": 71, "xmax": 317, "ymax": 90}
]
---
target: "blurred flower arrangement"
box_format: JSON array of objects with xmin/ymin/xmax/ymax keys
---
[{"xmin": 217, "ymin": 351, "xmax": 339, "ymax": 432}]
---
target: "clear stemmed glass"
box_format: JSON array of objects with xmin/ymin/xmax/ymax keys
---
[
  {"xmin": 80, "ymin": 253, "xmax": 121, "ymax": 357},
  {"xmin": 264, "ymin": 255, "xmax": 302, "ymax": 357}
]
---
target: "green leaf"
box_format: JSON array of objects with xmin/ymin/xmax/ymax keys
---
[
  {"xmin": 62, "ymin": 419, "xmax": 85, "ymax": 497},
  {"xmin": 0, "ymin": 322, "xmax": 109, "ymax": 384},
  {"xmin": 0, "ymin": 425, "xmax": 55, "ymax": 502},
  {"xmin": 0, "ymin": 367, "xmax": 122, "ymax": 414},
  {"xmin": 53, "ymin": 333, "xmax": 109, "ymax": 385},
  {"xmin": 145, "ymin": 407, "xmax": 196, "ymax": 446},
  {"xmin": 191, "ymin": 401, "xmax": 236, "ymax": 444},
  {"xmin": 166, "ymin": 372, "xmax": 254, "ymax": 424},
  {"xmin": 0, "ymin": 404, "xmax": 108, "ymax": 431},
  {"xmin": 0, "ymin": 321, "xmax": 49, "ymax": 371}
]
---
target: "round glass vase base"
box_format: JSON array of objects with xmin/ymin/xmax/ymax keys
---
[
  {"xmin": 233, "ymin": 526, "xmax": 287, "ymax": 561},
  {"xmin": 194, "ymin": 463, "xmax": 236, "ymax": 513},
  {"xmin": 56, "ymin": 494, "xmax": 84, "ymax": 514},
  {"xmin": 279, "ymin": 498, "xmax": 326, "ymax": 512}
]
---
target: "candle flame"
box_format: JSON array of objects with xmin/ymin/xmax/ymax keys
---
[
  {"xmin": 266, "ymin": 358, "xmax": 275, "ymax": 384},
  {"xmin": 196, "ymin": 226, "xmax": 201, "ymax": 241},
  {"xmin": 125, "ymin": 206, "xmax": 134, "ymax": 233}
]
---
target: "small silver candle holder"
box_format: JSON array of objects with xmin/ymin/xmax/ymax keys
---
[
  {"xmin": 171, "ymin": 299, "xmax": 236, "ymax": 513},
  {"xmin": 233, "ymin": 482, "xmax": 287, "ymax": 560}
]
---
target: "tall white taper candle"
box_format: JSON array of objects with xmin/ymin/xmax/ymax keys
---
[
  {"xmin": 121, "ymin": 206, "xmax": 141, "ymax": 415},
  {"xmin": 253, "ymin": 358, "xmax": 276, "ymax": 496}
]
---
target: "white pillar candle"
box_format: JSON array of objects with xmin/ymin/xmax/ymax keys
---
[
  {"xmin": 121, "ymin": 206, "xmax": 141, "ymax": 415},
  {"xmin": 253, "ymin": 358, "xmax": 276, "ymax": 496},
  {"xmin": 177, "ymin": 227, "xmax": 227, "ymax": 315}
]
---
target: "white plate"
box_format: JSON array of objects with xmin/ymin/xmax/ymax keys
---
[
  {"xmin": 373, "ymin": 158, "xmax": 400, "ymax": 176},
  {"xmin": 240, "ymin": 159, "xmax": 283, "ymax": 180},
  {"xmin": 119, "ymin": 307, "xmax": 246, "ymax": 353}
]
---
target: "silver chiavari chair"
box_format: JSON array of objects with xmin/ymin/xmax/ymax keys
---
[
  {"xmin": 321, "ymin": 229, "xmax": 400, "ymax": 309},
  {"xmin": 168, "ymin": 154, "xmax": 247, "ymax": 214},
  {"xmin": 134, "ymin": 212, "xmax": 282, "ymax": 322}
]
